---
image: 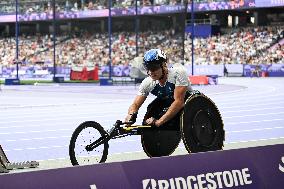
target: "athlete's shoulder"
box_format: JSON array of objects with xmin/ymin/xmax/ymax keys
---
[
  {"xmin": 140, "ymin": 76, "xmax": 156, "ymax": 88},
  {"xmin": 141, "ymin": 76, "xmax": 153, "ymax": 84},
  {"xmin": 169, "ymin": 63, "xmax": 190, "ymax": 87},
  {"xmin": 169, "ymin": 63, "xmax": 188, "ymax": 78},
  {"xmin": 138, "ymin": 76, "xmax": 156, "ymax": 96},
  {"xmin": 171, "ymin": 63, "xmax": 188, "ymax": 73}
]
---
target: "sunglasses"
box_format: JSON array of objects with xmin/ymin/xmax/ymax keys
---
[{"xmin": 145, "ymin": 65, "xmax": 161, "ymax": 72}]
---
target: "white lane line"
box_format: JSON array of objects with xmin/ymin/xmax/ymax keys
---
[
  {"xmin": 226, "ymin": 118, "xmax": 284, "ymax": 125},
  {"xmin": 224, "ymin": 136, "xmax": 284, "ymax": 144},
  {"xmin": 208, "ymin": 88, "xmax": 247, "ymax": 95},
  {"xmin": 211, "ymin": 84, "xmax": 281, "ymax": 97},
  {"xmin": 213, "ymin": 94, "xmax": 284, "ymax": 104},
  {"xmin": 0, "ymin": 109, "xmax": 128, "ymax": 119},
  {"xmin": 212, "ymin": 89, "xmax": 282, "ymax": 99},
  {"xmin": 0, "ymin": 128, "xmax": 73, "ymax": 135},
  {"xmin": 0, "ymin": 123, "xmax": 81, "ymax": 129},
  {"xmin": 220, "ymin": 102, "xmax": 284, "ymax": 109},
  {"xmin": 0, "ymin": 136, "xmax": 70, "ymax": 142},
  {"xmin": 37, "ymin": 157, "xmax": 68, "ymax": 161},
  {"xmin": 7, "ymin": 145, "xmax": 68, "ymax": 151},
  {"xmin": 0, "ymin": 114, "xmax": 125, "ymax": 124},
  {"xmin": 223, "ymin": 111, "xmax": 284, "ymax": 119},
  {"xmin": 109, "ymin": 139, "xmax": 140, "ymax": 144},
  {"xmin": 3, "ymin": 104, "xmax": 282, "ymax": 120},
  {"xmin": 227, "ymin": 126, "xmax": 284, "ymax": 133},
  {"xmin": 0, "ymin": 100, "xmax": 131, "ymax": 109},
  {"xmin": 108, "ymin": 150, "xmax": 145, "ymax": 155},
  {"xmin": 0, "ymin": 136, "xmax": 139, "ymax": 143},
  {"xmin": 36, "ymin": 150, "xmax": 146, "ymax": 161},
  {"xmin": 0, "ymin": 100, "xmax": 131, "ymax": 110},
  {"xmin": 0, "ymin": 101, "xmax": 145, "ymax": 117},
  {"xmin": 3, "ymin": 140, "xmax": 140, "ymax": 152},
  {"xmin": 218, "ymin": 98, "xmax": 284, "ymax": 107},
  {"xmin": 0, "ymin": 118, "xmax": 146, "ymax": 130},
  {"xmin": 222, "ymin": 106, "xmax": 284, "ymax": 113}
]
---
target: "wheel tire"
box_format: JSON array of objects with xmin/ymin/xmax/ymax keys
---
[
  {"xmin": 182, "ymin": 93, "xmax": 225, "ymax": 153},
  {"xmin": 69, "ymin": 121, "xmax": 109, "ymax": 166}
]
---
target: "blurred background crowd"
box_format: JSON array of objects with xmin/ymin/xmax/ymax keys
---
[
  {"xmin": 0, "ymin": 0, "xmax": 204, "ymax": 14},
  {"xmin": 0, "ymin": 0, "xmax": 283, "ymax": 77},
  {"xmin": 0, "ymin": 26, "xmax": 283, "ymax": 68}
]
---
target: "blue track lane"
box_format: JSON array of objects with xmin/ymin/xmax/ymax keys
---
[{"xmin": 0, "ymin": 77, "xmax": 284, "ymax": 162}]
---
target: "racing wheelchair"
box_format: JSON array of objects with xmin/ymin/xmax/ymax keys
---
[{"xmin": 69, "ymin": 90, "xmax": 225, "ymax": 166}]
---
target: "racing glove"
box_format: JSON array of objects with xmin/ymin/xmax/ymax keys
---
[{"xmin": 128, "ymin": 112, "xmax": 138, "ymax": 124}]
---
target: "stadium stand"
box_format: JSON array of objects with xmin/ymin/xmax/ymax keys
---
[
  {"xmin": 0, "ymin": 26, "xmax": 282, "ymax": 69},
  {"xmin": 0, "ymin": 0, "xmax": 283, "ymax": 79}
]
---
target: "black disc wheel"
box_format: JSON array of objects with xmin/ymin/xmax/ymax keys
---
[
  {"xmin": 182, "ymin": 93, "xmax": 225, "ymax": 153},
  {"xmin": 69, "ymin": 121, "xmax": 109, "ymax": 166},
  {"xmin": 142, "ymin": 127, "xmax": 181, "ymax": 157},
  {"xmin": 141, "ymin": 98, "xmax": 181, "ymax": 157},
  {"xmin": 192, "ymin": 110, "xmax": 215, "ymax": 147}
]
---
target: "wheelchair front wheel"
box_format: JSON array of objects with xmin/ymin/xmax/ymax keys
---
[{"xmin": 69, "ymin": 121, "xmax": 109, "ymax": 166}]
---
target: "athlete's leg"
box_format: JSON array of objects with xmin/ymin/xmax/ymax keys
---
[{"xmin": 143, "ymin": 98, "xmax": 181, "ymax": 129}]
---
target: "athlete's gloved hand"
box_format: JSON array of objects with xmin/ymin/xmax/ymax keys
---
[
  {"xmin": 145, "ymin": 117, "xmax": 158, "ymax": 127},
  {"xmin": 126, "ymin": 112, "xmax": 138, "ymax": 124}
]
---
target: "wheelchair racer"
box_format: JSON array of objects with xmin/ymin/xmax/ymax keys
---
[{"xmin": 125, "ymin": 49, "xmax": 193, "ymax": 127}]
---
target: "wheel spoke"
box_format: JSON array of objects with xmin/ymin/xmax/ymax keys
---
[{"xmin": 69, "ymin": 121, "xmax": 108, "ymax": 166}]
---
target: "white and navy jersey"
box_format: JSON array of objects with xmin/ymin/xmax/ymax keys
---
[{"xmin": 138, "ymin": 64, "xmax": 192, "ymax": 99}]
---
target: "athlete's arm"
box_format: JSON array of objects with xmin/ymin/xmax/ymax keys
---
[
  {"xmin": 155, "ymin": 86, "xmax": 187, "ymax": 127},
  {"xmin": 125, "ymin": 95, "xmax": 147, "ymax": 122}
]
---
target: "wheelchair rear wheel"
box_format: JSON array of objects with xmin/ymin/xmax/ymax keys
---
[{"xmin": 181, "ymin": 92, "xmax": 225, "ymax": 153}]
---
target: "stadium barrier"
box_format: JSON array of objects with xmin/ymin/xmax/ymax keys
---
[
  {"xmin": 207, "ymin": 75, "xmax": 218, "ymax": 84},
  {"xmin": 0, "ymin": 144, "xmax": 283, "ymax": 188},
  {"xmin": 0, "ymin": 1, "xmax": 257, "ymax": 24},
  {"xmin": 112, "ymin": 77, "xmax": 136, "ymax": 85},
  {"xmin": 70, "ymin": 66, "xmax": 99, "ymax": 81},
  {"xmin": 189, "ymin": 75, "xmax": 209, "ymax": 85},
  {"xmin": 1, "ymin": 64, "xmax": 284, "ymax": 79},
  {"xmin": 99, "ymin": 78, "xmax": 113, "ymax": 86},
  {"xmin": 4, "ymin": 78, "xmax": 20, "ymax": 85},
  {"xmin": 53, "ymin": 76, "xmax": 65, "ymax": 83}
]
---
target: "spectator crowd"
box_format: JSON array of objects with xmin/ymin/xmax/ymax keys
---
[
  {"xmin": 0, "ymin": 25, "xmax": 283, "ymax": 71},
  {"xmin": 183, "ymin": 25, "xmax": 284, "ymax": 65},
  {"xmin": 0, "ymin": 0, "xmax": 192, "ymax": 15}
]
